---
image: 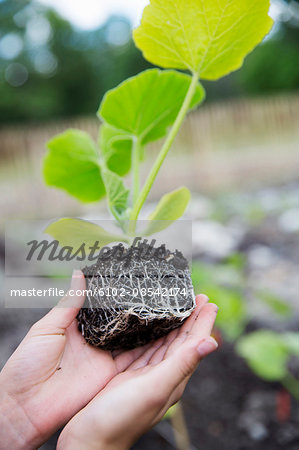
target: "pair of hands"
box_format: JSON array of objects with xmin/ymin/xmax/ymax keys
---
[{"xmin": 0, "ymin": 271, "xmax": 218, "ymax": 449}]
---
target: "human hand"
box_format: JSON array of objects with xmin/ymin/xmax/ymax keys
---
[
  {"xmin": 58, "ymin": 296, "xmax": 218, "ymax": 450},
  {"xmin": 0, "ymin": 271, "xmax": 172, "ymax": 449}
]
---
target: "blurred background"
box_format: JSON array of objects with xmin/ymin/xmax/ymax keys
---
[{"xmin": 1, "ymin": 0, "xmax": 299, "ymax": 449}]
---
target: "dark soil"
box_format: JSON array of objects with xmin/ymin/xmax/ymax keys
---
[
  {"xmin": 77, "ymin": 243, "xmax": 195, "ymax": 351},
  {"xmin": 133, "ymin": 340, "xmax": 299, "ymax": 450}
]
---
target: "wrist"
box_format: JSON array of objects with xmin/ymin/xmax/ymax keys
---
[{"xmin": 0, "ymin": 384, "xmax": 41, "ymax": 450}]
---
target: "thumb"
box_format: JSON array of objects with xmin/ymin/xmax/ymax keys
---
[{"xmin": 30, "ymin": 270, "xmax": 86, "ymax": 334}]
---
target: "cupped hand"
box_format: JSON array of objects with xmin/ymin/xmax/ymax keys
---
[
  {"xmin": 58, "ymin": 296, "xmax": 218, "ymax": 450},
  {"xmin": 0, "ymin": 271, "xmax": 170, "ymax": 448}
]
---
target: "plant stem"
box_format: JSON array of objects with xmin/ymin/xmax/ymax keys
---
[
  {"xmin": 129, "ymin": 71, "xmax": 199, "ymax": 222},
  {"xmin": 283, "ymin": 373, "xmax": 299, "ymax": 400},
  {"xmin": 170, "ymin": 402, "xmax": 191, "ymax": 450},
  {"xmin": 132, "ymin": 137, "xmax": 141, "ymax": 206}
]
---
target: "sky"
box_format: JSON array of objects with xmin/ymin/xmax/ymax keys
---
[
  {"xmin": 38, "ymin": 0, "xmax": 280, "ymax": 31},
  {"xmin": 38, "ymin": 0, "xmax": 150, "ymax": 30}
]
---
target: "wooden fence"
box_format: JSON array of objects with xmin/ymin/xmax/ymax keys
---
[
  {"xmin": 0, "ymin": 93, "xmax": 298, "ymax": 222},
  {"xmin": 0, "ymin": 92, "xmax": 298, "ymax": 160}
]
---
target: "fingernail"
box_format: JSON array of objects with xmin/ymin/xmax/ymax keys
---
[
  {"xmin": 71, "ymin": 270, "xmax": 83, "ymax": 289},
  {"xmin": 197, "ymin": 294, "xmax": 209, "ymax": 301},
  {"xmin": 209, "ymin": 303, "xmax": 219, "ymax": 313},
  {"xmin": 210, "ymin": 303, "xmax": 219, "ymax": 316},
  {"xmin": 73, "ymin": 269, "xmax": 82, "ymax": 278},
  {"xmin": 197, "ymin": 337, "xmax": 218, "ymax": 359}
]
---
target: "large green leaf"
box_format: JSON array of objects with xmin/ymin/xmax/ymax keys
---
[
  {"xmin": 98, "ymin": 69, "xmax": 205, "ymax": 145},
  {"xmin": 46, "ymin": 218, "xmax": 129, "ymax": 250},
  {"xmin": 101, "ymin": 168, "xmax": 130, "ymax": 221},
  {"xmin": 236, "ymin": 331, "xmax": 289, "ymax": 381},
  {"xmin": 144, "ymin": 186, "xmax": 191, "ymax": 235},
  {"xmin": 43, "ymin": 129, "xmax": 105, "ymax": 203},
  {"xmin": 134, "ymin": 0, "xmax": 273, "ymax": 79}
]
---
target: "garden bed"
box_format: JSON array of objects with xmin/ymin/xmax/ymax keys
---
[{"xmin": 134, "ymin": 340, "xmax": 299, "ymax": 450}]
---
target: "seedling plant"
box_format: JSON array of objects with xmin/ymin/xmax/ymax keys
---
[
  {"xmin": 42, "ymin": 0, "xmax": 297, "ymax": 431},
  {"xmin": 43, "ymin": 0, "xmax": 274, "ymax": 247},
  {"xmin": 43, "ymin": 0, "xmax": 298, "ymax": 385}
]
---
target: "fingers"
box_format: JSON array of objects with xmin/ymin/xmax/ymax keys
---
[
  {"xmin": 145, "ymin": 295, "xmax": 209, "ymax": 366},
  {"xmin": 117, "ymin": 295, "xmax": 212, "ymax": 371},
  {"xmin": 162, "ymin": 301, "xmax": 218, "ymax": 360},
  {"xmin": 127, "ymin": 337, "xmax": 166, "ymax": 370},
  {"xmin": 29, "ymin": 270, "xmax": 86, "ymax": 335},
  {"xmin": 147, "ymin": 329, "xmax": 179, "ymax": 366},
  {"xmin": 152, "ymin": 335, "xmax": 218, "ymax": 401},
  {"xmin": 129, "ymin": 296, "xmax": 216, "ymax": 369},
  {"xmin": 188, "ymin": 302, "xmax": 218, "ymax": 339},
  {"xmin": 114, "ymin": 341, "xmax": 154, "ymax": 373},
  {"xmin": 167, "ymin": 336, "xmax": 218, "ymax": 406},
  {"xmin": 178, "ymin": 294, "xmax": 209, "ymax": 336}
]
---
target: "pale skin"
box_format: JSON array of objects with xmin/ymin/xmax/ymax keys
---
[{"xmin": 0, "ymin": 271, "xmax": 218, "ymax": 449}]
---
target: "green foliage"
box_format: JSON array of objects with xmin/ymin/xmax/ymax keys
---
[
  {"xmin": 99, "ymin": 69, "xmax": 204, "ymax": 145},
  {"xmin": 98, "ymin": 69, "xmax": 204, "ymax": 180},
  {"xmin": 237, "ymin": 39, "xmax": 299, "ymax": 95},
  {"xmin": 192, "ymin": 259, "xmax": 293, "ymax": 343},
  {"xmin": 3, "ymin": 0, "xmax": 299, "ymax": 124},
  {"xmin": 44, "ymin": 130, "xmax": 105, "ymax": 203},
  {"xmin": 237, "ymin": 330, "xmax": 299, "ymax": 389},
  {"xmin": 283, "ymin": 333, "xmax": 299, "ymax": 357},
  {"xmin": 0, "ymin": 1, "xmax": 151, "ymax": 123},
  {"xmin": 99, "ymin": 124, "xmax": 135, "ymax": 177},
  {"xmin": 258, "ymin": 291, "xmax": 292, "ymax": 318},
  {"xmin": 211, "ymin": 287, "xmax": 247, "ymax": 341},
  {"xmin": 192, "ymin": 258, "xmax": 298, "ymax": 395},
  {"xmin": 43, "ymin": 0, "xmax": 273, "ymax": 240},
  {"xmin": 101, "ymin": 168, "xmax": 130, "ymax": 222},
  {"xmin": 148, "ymin": 187, "xmax": 191, "ymax": 221},
  {"xmin": 46, "ymin": 218, "xmax": 129, "ymax": 249},
  {"xmin": 144, "ymin": 187, "xmax": 191, "ymax": 235},
  {"xmin": 39, "ymin": 2, "xmax": 299, "ymax": 399},
  {"xmin": 133, "ymin": 0, "xmax": 273, "ymax": 78},
  {"xmin": 192, "ymin": 261, "xmax": 247, "ymax": 340},
  {"xmin": 236, "ymin": 330, "xmax": 290, "ymax": 381}
]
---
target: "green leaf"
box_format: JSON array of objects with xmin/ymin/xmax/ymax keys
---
[
  {"xmin": 43, "ymin": 129, "xmax": 105, "ymax": 203},
  {"xmin": 144, "ymin": 187, "xmax": 191, "ymax": 235},
  {"xmin": 283, "ymin": 333, "xmax": 299, "ymax": 357},
  {"xmin": 207, "ymin": 285, "xmax": 246, "ymax": 340},
  {"xmin": 134, "ymin": 0, "xmax": 273, "ymax": 79},
  {"xmin": 192, "ymin": 262, "xmax": 246, "ymax": 340},
  {"xmin": 258, "ymin": 291, "xmax": 292, "ymax": 317},
  {"xmin": 100, "ymin": 124, "xmax": 144, "ymax": 177},
  {"xmin": 100, "ymin": 124, "xmax": 133, "ymax": 176},
  {"xmin": 102, "ymin": 167, "xmax": 130, "ymax": 221},
  {"xmin": 236, "ymin": 331, "xmax": 289, "ymax": 381},
  {"xmin": 46, "ymin": 218, "xmax": 129, "ymax": 250},
  {"xmin": 192, "ymin": 262, "xmax": 216, "ymax": 290},
  {"xmin": 98, "ymin": 69, "xmax": 205, "ymax": 145}
]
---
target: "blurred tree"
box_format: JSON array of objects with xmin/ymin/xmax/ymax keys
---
[
  {"xmin": 0, "ymin": 0, "xmax": 298, "ymax": 123},
  {"xmin": 0, "ymin": 0, "xmax": 151, "ymax": 123},
  {"xmin": 236, "ymin": 0, "xmax": 299, "ymax": 95}
]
